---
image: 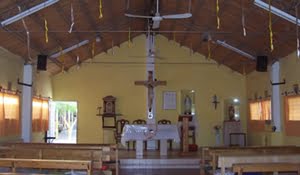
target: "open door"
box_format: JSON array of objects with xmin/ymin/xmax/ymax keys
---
[{"xmin": 49, "ymin": 101, "xmax": 78, "ymax": 143}]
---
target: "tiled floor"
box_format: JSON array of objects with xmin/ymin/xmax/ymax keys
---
[
  {"xmin": 118, "ymin": 149, "xmax": 202, "ymax": 174},
  {"xmin": 118, "ymin": 169, "xmax": 201, "ymax": 175},
  {"xmin": 118, "ymin": 149, "xmax": 202, "ymax": 159}
]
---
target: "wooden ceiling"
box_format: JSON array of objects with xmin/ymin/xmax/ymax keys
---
[{"xmin": 0, "ymin": 0, "xmax": 298, "ymax": 74}]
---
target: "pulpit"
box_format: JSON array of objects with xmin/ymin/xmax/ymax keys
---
[{"xmin": 178, "ymin": 115, "xmax": 193, "ymax": 153}]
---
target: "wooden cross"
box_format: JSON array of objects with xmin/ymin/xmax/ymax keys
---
[
  {"xmin": 212, "ymin": 94, "xmax": 220, "ymax": 110},
  {"xmin": 134, "ymin": 71, "xmax": 167, "ymax": 114}
]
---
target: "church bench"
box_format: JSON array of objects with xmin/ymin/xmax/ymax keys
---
[
  {"xmin": 218, "ymin": 153, "xmax": 300, "ymax": 175},
  {"xmin": 0, "ymin": 143, "xmax": 118, "ymax": 172},
  {"xmin": 0, "ymin": 158, "xmax": 92, "ymax": 175},
  {"xmin": 232, "ymin": 163, "xmax": 300, "ymax": 175},
  {"xmin": 202, "ymin": 146, "xmax": 300, "ymax": 174}
]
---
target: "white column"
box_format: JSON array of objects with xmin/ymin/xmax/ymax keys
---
[
  {"xmin": 136, "ymin": 140, "xmax": 143, "ymax": 158},
  {"xmin": 146, "ymin": 34, "xmax": 156, "ymax": 124},
  {"xmin": 160, "ymin": 139, "xmax": 168, "ymax": 157},
  {"xmin": 146, "ymin": 34, "xmax": 157, "ymax": 150},
  {"xmin": 21, "ymin": 64, "xmax": 33, "ymax": 142},
  {"xmin": 271, "ymin": 61, "xmax": 281, "ymax": 132}
]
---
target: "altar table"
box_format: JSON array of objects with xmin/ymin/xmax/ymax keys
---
[{"xmin": 121, "ymin": 124, "xmax": 180, "ymax": 157}]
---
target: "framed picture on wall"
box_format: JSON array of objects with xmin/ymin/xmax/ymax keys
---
[{"xmin": 163, "ymin": 91, "xmax": 177, "ymax": 110}]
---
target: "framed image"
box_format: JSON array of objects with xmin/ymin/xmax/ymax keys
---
[{"xmin": 163, "ymin": 91, "xmax": 177, "ymax": 110}]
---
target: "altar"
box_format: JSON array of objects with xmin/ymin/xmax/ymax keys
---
[{"xmin": 121, "ymin": 124, "xmax": 180, "ymax": 157}]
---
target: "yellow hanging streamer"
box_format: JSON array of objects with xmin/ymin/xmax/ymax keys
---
[
  {"xmin": 44, "ymin": 19, "xmax": 49, "ymax": 43},
  {"xmin": 128, "ymin": 28, "xmax": 132, "ymax": 48},
  {"xmin": 92, "ymin": 42, "xmax": 95, "ymax": 58},
  {"xmin": 216, "ymin": 0, "xmax": 220, "ymax": 29},
  {"xmin": 207, "ymin": 41, "xmax": 211, "ymax": 59},
  {"xmin": 99, "ymin": 0, "xmax": 103, "ymax": 19},
  {"xmin": 59, "ymin": 47, "xmax": 64, "ymax": 62},
  {"xmin": 268, "ymin": 0, "xmax": 274, "ymax": 51}
]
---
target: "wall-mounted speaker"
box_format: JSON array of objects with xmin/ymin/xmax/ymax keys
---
[
  {"xmin": 37, "ymin": 55, "xmax": 48, "ymax": 71},
  {"xmin": 256, "ymin": 56, "xmax": 268, "ymax": 72}
]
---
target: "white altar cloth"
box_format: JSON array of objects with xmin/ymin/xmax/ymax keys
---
[
  {"xmin": 121, "ymin": 124, "xmax": 180, "ymax": 144},
  {"xmin": 121, "ymin": 124, "xmax": 180, "ymax": 157}
]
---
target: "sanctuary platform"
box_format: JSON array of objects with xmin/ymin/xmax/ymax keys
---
[{"xmin": 118, "ymin": 149, "xmax": 202, "ymax": 169}]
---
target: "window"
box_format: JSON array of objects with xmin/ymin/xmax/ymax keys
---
[
  {"xmin": 249, "ymin": 100, "xmax": 271, "ymax": 120},
  {"xmin": 32, "ymin": 98, "xmax": 49, "ymax": 132},
  {"xmin": 284, "ymin": 95, "xmax": 300, "ymax": 136},
  {"xmin": 0, "ymin": 92, "xmax": 20, "ymax": 136},
  {"xmin": 286, "ymin": 96, "xmax": 300, "ymax": 121},
  {"xmin": 248, "ymin": 99, "xmax": 271, "ymax": 132}
]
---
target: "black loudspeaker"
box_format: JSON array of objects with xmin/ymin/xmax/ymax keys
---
[
  {"xmin": 256, "ymin": 56, "xmax": 268, "ymax": 72},
  {"xmin": 37, "ymin": 55, "xmax": 48, "ymax": 71}
]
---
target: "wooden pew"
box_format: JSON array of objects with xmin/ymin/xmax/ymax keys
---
[
  {"xmin": 232, "ymin": 163, "xmax": 300, "ymax": 175},
  {"xmin": 218, "ymin": 153, "xmax": 300, "ymax": 175},
  {"xmin": 0, "ymin": 158, "xmax": 92, "ymax": 175},
  {"xmin": 0, "ymin": 143, "xmax": 118, "ymax": 173},
  {"xmin": 201, "ymin": 146, "xmax": 300, "ymax": 174}
]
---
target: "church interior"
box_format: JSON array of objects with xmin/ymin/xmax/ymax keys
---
[{"xmin": 0, "ymin": 0, "xmax": 300, "ymax": 174}]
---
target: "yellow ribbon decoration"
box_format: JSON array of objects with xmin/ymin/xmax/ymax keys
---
[
  {"xmin": 216, "ymin": 0, "xmax": 220, "ymax": 29},
  {"xmin": 92, "ymin": 42, "xmax": 95, "ymax": 58},
  {"xmin": 128, "ymin": 27, "xmax": 132, "ymax": 48},
  {"xmin": 99, "ymin": 0, "xmax": 103, "ymax": 19},
  {"xmin": 268, "ymin": 0, "xmax": 274, "ymax": 51},
  {"xmin": 207, "ymin": 41, "xmax": 211, "ymax": 59},
  {"xmin": 44, "ymin": 19, "xmax": 49, "ymax": 43}
]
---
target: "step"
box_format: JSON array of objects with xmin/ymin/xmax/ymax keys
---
[{"xmin": 119, "ymin": 158, "xmax": 201, "ymax": 169}]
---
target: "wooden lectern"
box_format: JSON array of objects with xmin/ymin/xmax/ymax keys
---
[{"xmin": 178, "ymin": 115, "xmax": 193, "ymax": 153}]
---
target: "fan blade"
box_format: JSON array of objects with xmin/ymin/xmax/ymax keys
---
[
  {"xmin": 162, "ymin": 13, "xmax": 192, "ymax": 19},
  {"xmin": 125, "ymin": 13, "xmax": 153, "ymax": 19},
  {"xmin": 152, "ymin": 20, "xmax": 161, "ymax": 29}
]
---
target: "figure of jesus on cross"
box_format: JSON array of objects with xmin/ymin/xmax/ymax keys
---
[{"xmin": 135, "ymin": 71, "xmax": 167, "ymax": 119}]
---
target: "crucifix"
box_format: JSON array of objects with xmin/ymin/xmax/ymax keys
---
[
  {"xmin": 134, "ymin": 71, "xmax": 167, "ymax": 120},
  {"xmin": 212, "ymin": 94, "xmax": 220, "ymax": 110}
]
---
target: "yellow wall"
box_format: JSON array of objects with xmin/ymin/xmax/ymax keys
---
[
  {"xmin": 280, "ymin": 52, "xmax": 300, "ymax": 145},
  {"xmin": 31, "ymin": 71, "xmax": 53, "ymax": 142},
  {"xmin": 246, "ymin": 52, "xmax": 300, "ymax": 146},
  {"xmin": 52, "ymin": 35, "xmax": 147, "ymax": 143},
  {"xmin": 0, "ymin": 47, "xmax": 53, "ymax": 142},
  {"xmin": 154, "ymin": 36, "xmax": 247, "ymax": 146},
  {"xmin": 52, "ymin": 35, "xmax": 247, "ymax": 146}
]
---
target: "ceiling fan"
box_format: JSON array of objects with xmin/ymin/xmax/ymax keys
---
[{"xmin": 125, "ymin": 0, "xmax": 192, "ymax": 29}]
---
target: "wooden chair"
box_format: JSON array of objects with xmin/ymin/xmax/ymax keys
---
[
  {"xmin": 132, "ymin": 119, "xmax": 147, "ymax": 150},
  {"xmin": 114, "ymin": 119, "xmax": 130, "ymax": 149},
  {"xmin": 157, "ymin": 119, "xmax": 172, "ymax": 150},
  {"xmin": 132, "ymin": 119, "xmax": 147, "ymax": 125}
]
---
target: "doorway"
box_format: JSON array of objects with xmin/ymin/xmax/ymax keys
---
[{"xmin": 49, "ymin": 101, "xmax": 78, "ymax": 143}]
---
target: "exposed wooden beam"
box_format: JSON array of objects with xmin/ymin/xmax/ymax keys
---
[
  {"xmin": 218, "ymin": 1, "xmax": 296, "ymax": 65},
  {"xmin": 167, "ymin": 0, "xmax": 181, "ymax": 40},
  {"xmin": 180, "ymin": 0, "xmax": 204, "ymax": 47},
  {"xmin": 53, "ymin": 2, "xmax": 86, "ymax": 63}
]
